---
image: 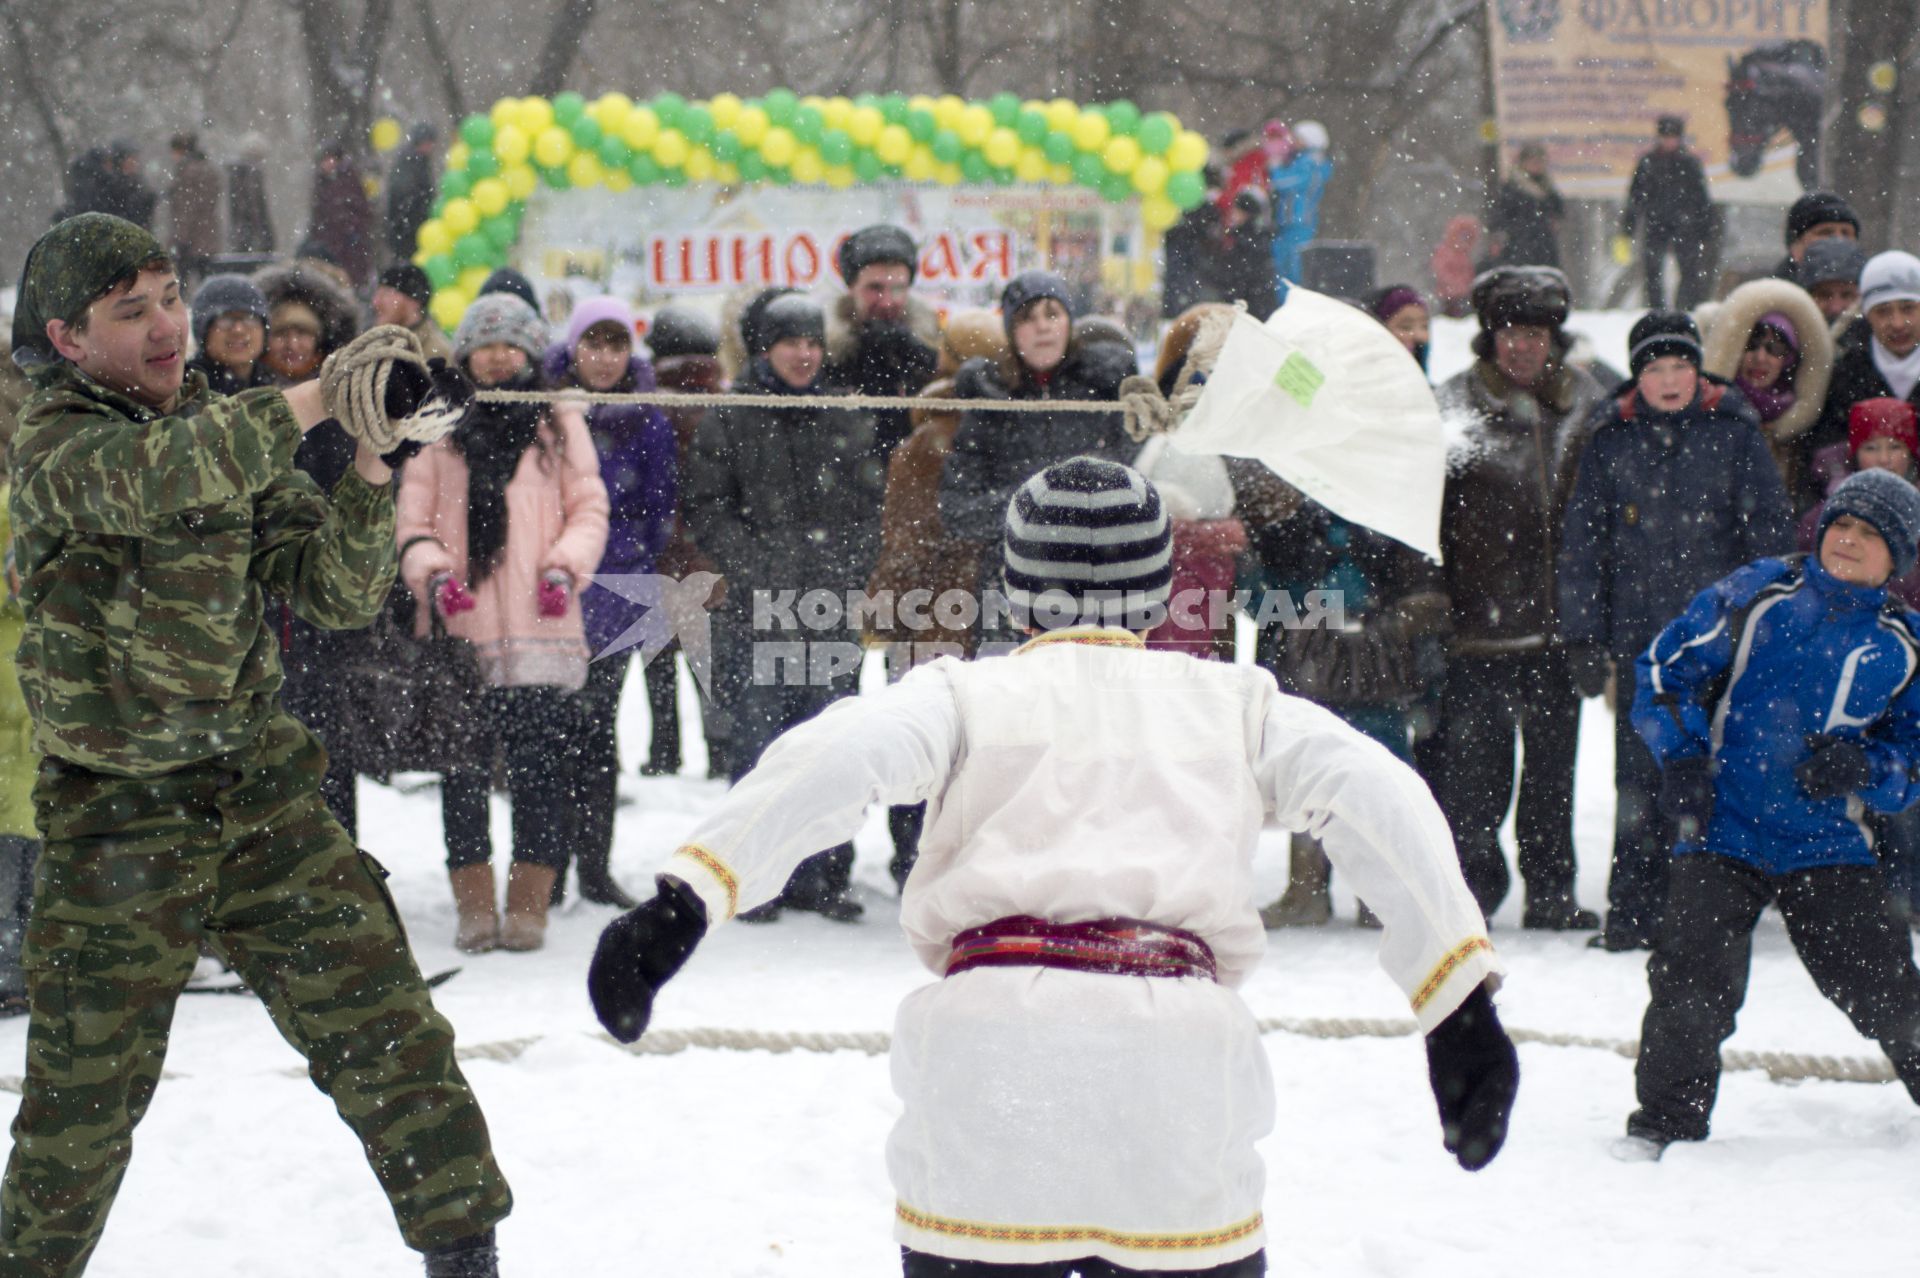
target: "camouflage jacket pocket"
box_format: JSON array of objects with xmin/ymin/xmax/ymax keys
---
[{"xmin": 124, "ymin": 510, "xmax": 261, "ymax": 705}]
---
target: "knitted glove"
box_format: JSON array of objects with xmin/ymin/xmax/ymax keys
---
[
  {"xmin": 589, "ymin": 878, "xmax": 709, "ymax": 1044},
  {"xmin": 319, "ymin": 326, "xmax": 473, "ymax": 459},
  {"xmin": 1657, "ymin": 756, "xmax": 1716, "ymax": 838},
  {"xmin": 1565, "ymin": 644, "xmax": 1612, "ymax": 700},
  {"xmin": 431, "ymin": 574, "xmax": 476, "ymax": 618},
  {"xmin": 537, "ymin": 570, "xmax": 570, "ymax": 619},
  {"xmin": 1424, "ymin": 983, "xmax": 1519, "ymax": 1171},
  {"xmin": 1796, "ymin": 734, "xmax": 1874, "ymax": 800}
]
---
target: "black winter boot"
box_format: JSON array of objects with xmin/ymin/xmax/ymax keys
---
[{"xmin": 424, "ymin": 1230, "xmax": 498, "ymax": 1277}]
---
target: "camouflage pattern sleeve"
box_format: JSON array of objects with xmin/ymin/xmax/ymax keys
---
[
  {"xmin": 251, "ymin": 467, "xmax": 398, "ymax": 631},
  {"xmin": 10, "ymin": 385, "xmax": 298, "ymax": 537}
]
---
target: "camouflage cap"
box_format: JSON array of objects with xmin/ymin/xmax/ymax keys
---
[{"xmin": 11, "ymin": 212, "xmax": 168, "ymax": 377}]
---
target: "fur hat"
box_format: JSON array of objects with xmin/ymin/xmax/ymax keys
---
[
  {"xmin": 1469, "ymin": 266, "xmax": 1570, "ymax": 361},
  {"xmin": 836, "ymin": 224, "xmax": 918, "ymax": 286},
  {"xmin": 454, "ymin": 292, "xmax": 549, "ymax": 361},
  {"xmin": 1628, "ymin": 310, "xmax": 1704, "ymax": 377},
  {"xmin": 647, "ymin": 305, "xmax": 721, "ymax": 360},
  {"xmin": 253, "ymin": 259, "xmax": 360, "ymax": 355},
  {"xmin": 1819, "ymin": 467, "xmax": 1920, "ymax": 580},
  {"xmin": 1002, "ymin": 456, "xmax": 1173, "ymax": 632}
]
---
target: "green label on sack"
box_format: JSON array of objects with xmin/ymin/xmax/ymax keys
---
[{"xmin": 1273, "ymin": 352, "xmax": 1325, "ymax": 407}]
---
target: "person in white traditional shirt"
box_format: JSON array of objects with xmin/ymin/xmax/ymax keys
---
[{"xmin": 590, "ymin": 456, "xmax": 1519, "ymax": 1278}]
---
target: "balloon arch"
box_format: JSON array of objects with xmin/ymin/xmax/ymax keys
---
[{"xmin": 384, "ymin": 90, "xmax": 1212, "ymax": 329}]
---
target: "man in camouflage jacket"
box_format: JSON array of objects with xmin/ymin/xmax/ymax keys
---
[{"xmin": 0, "ymin": 213, "xmax": 508, "ymax": 1278}]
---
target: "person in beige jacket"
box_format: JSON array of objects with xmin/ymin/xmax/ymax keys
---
[{"xmin": 397, "ymin": 293, "xmax": 609, "ymax": 952}]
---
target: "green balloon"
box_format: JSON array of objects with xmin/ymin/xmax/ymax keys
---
[
  {"xmin": 680, "ymin": 104, "xmax": 714, "ymax": 143},
  {"xmin": 459, "ymin": 114, "xmax": 494, "ymax": 149},
  {"xmin": 989, "ymin": 91, "xmax": 1020, "ymax": 127},
  {"xmin": 661, "ymin": 166, "xmax": 688, "ymax": 188},
  {"xmin": 765, "ymin": 164, "xmax": 792, "ymax": 186},
  {"xmin": 992, "ymin": 165, "xmax": 1016, "ymax": 186},
  {"xmin": 424, "ymin": 253, "xmax": 457, "ymax": 288},
  {"xmin": 453, "ymin": 232, "xmax": 491, "ymax": 268},
  {"xmin": 440, "ymin": 170, "xmax": 472, "ymax": 199},
  {"xmin": 791, "ymin": 105, "xmax": 824, "ymax": 145},
  {"xmin": 1100, "ymin": 170, "xmax": 1133, "ymax": 202},
  {"xmin": 1138, "ymin": 114, "xmax": 1175, "ymax": 156},
  {"xmin": 482, "ymin": 214, "xmax": 518, "ymax": 251},
  {"xmin": 881, "ymin": 93, "xmax": 909, "ymax": 125},
  {"xmin": 960, "ymin": 151, "xmax": 992, "ymax": 183},
  {"xmin": 713, "ymin": 132, "xmax": 743, "ymax": 164},
  {"xmin": 653, "ymin": 92, "xmax": 685, "ymax": 129},
  {"xmin": 599, "ymin": 136, "xmax": 634, "ymax": 168},
  {"xmin": 552, "ymin": 91, "xmax": 586, "ymax": 125},
  {"xmin": 853, "ymin": 149, "xmax": 883, "ymax": 181},
  {"xmin": 820, "ymin": 129, "xmax": 854, "ymax": 165},
  {"xmin": 1166, "ymin": 169, "xmax": 1206, "ymax": 208},
  {"xmin": 569, "ymin": 116, "xmax": 603, "ymax": 149},
  {"xmin": 539, "ymin": 164, "xmax": 571, "ymax": 191},
  {"xmin": 431, "ymin": 195, "xmax": 448, "ymax": 218},
  {"xmin": 467, "ymin": 149, "xmax": 500, "ymax": 179},
  {"xmin": 1072, "ymin": 152, "xmax": 1105, "ymax": 187},
  {"xmin": 931, "ymin": 129, "xmax": 963, "ymax": 164},
  {"xmin": 739, "ymin": 153, "xmax": 769, "ymax": 182},
  {"xmin": 763, "ymin": 88, "xmax": 799, "ymax": 125},
  {"xmin": 1043, "ymin": 131, "xmax": 1076, "ymax": 165},
  {"xmin": 854, "ymin": 93, "xmax": 881, "ymax": 111},
  {"xmin": 1016, "ymin": 109, "xmax": 1048, "ymax": 146},
  {"xmin": 1106, "ymin": 100, "xmax": 1140, "ymax": 135},
  {"xmin": 629, "ymin": 154, "xmax": 661, "ymax": 185},
  {"xmin": 907, "ymin": 108, "xmax": 936, "ymax": 144}
]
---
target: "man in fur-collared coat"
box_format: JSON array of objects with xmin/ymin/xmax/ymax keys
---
[{"xmin": 825, "ymin": 223, "xmax": 941, "ymax": 458}]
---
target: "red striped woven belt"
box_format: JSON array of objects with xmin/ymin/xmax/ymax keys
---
[{"xmin": 944, "ymin": 915, "xmax": 1218, "ymax": 983}]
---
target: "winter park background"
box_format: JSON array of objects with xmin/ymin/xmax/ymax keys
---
[{"xmin": 0, "ymin": 317, "xmax": 1910, "ymax": 1278}]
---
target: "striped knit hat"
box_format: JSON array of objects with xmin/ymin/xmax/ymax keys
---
[{"xmin": 1002, "ymin": 456, "xmax": 1173, "ymax": 631}]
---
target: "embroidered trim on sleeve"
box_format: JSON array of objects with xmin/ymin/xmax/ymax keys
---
[
  {"xmin": 1411, "ymin": 936, "xmax": 1494, "ymax": 1014},
  {"xmin": 674, "ymin": 843, "xmax": 740, "ymax": 920},
  {"xmin": 896, "ymin": 1203, "xmax": 1262, "ymax": 1253}
]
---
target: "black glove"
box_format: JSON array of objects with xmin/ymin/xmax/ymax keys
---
[
  {"xmin": 1657, "ymin": 755, "xmax": 1716, "ymax": 837},
  {"xmin": 1795, "ymin": 734, "xmax": 1875, "ymax": 800},
  {"xmin": 588, "ymin": 877, "xmax": 709, "ymax": 1044},
  {"xmin": 1424, "ymin": 983, "xmax": 1519, "ymax": 1171},
  {"xmin": 1565, "ymin": 644, "xmax": 1612, "ymax": 700},
  {"xmin": 379, "ymin": 359, "xmax": 474, "ymax": 467}
]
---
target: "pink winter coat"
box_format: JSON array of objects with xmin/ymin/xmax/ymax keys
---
[{"xmin": 397, "ymin": 405, "xmax": 611, "ymax": 690}]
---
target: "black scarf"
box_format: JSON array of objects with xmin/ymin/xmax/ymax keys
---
[{"xmin": 452, "ymin": 364, "xmax": 543, "ymax": 586}]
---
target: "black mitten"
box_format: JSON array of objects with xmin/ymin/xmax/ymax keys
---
[
  {"xmin": 1795, "ymin": 734, "xmax": 1874, "ymax": 799},
  {"xmin": 1656, "ymin": 755, "xmax": 1716, "ymax": 835},
  {"xmin": 381, "ymin": 359, "xmax": 475, "ymax": 466},
  {"xmin": 1424, "ymin": 983, "xmax": 1519, "ymax": 1171},
  {"xmin": 588, "ymin": 877, "xmax": 709, "ymax": 1044}
]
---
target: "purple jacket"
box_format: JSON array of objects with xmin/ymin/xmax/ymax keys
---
[{"xmin": 542, "ymin": 343, "xmax": 679, "ymax": 651}]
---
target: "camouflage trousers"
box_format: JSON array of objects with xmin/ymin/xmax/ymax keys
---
[{"xmin": 0, "ymin": 713, "xmax": 511, "ymax": 1276}]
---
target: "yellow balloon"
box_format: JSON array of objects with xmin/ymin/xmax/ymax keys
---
[
  {"xmin": 760, "ymin": 127, "xmax": 797, "ymax": 168},
  {"xmin": 908, "ymin": 94, "xmax": 938, "ymax": 115},
  {"xmin": 735, "ymin": 105, "xmax": 770, "ymax": 147},
  {"xmin": 708, "ymin": 93, "xmax": 742, "ymax": 129},
  {"xmin": 825, "ymin": 164, "xmax": 855, "ymax": 190},
  {"xmin": 445, "ymin": 141, "xmax": 471, "ymax": 172},
  {"xmin": 441, "ymin": 198, "xmax": 479, "ymax": 237},
  {"xmin": 684, "ymin": 149, "xmax": 715, "ymax": 182},
  {"xmin": 1167, "ymin": 130, "xmax": 1208, "ymax": 172},
  {"xmin": 800, "ymin": 95, "xmax": 827, "ymax": 111},
  {"xmin": 370, "ymin": 118, "xmax": 402, "ymax": 152},
  {"xmin": 904, "ymin": 145, "xmax": 936, "ymax": 181},
  {"xmin": 430, "ymin": 290, "xmax": 469, "ymax": 332},
  {"xmin": 489, "ymin": 98, "xmax": 518, "ymax": 128},
  {"xmin": 984, "ymin": 127, "xmax": 1021, "ymax": 169},
  {"xmin": 596, "ymin": 92, "xmax": 634, "ymax": 134},
  {"xmin": 622, "ymin": 107, "xmax": 660, "ymax": 151},
  {"xmin": 1131, "ymin": 156, "xmax": 1168, "ymax": 195},
  {"xmin": 1015, "ymin": 146, "xmax": 1049, "ymax": 183},
  {"xmin": 849, "ymin": 106, "xmax": 884, "ymax": 148},
  {"xmin": 958, "ymin": 104, "xmax": 993, "ymax": 147},
  {"xmin": 1049, "ymin": 163, "xmax": 1074, "ymax": 186},
  {"xmin": 1141, "ymin": 194, "xmax": 1180, "ymax": 232},
  {"xmin": 1022, "ymin": 99, "xmax": 1046, "ymax": 115},
  {"xmin": 493, "ymin": 124, "xmax": 531, "ymax": 166},
  {"xmin": 1103, "ymin": 136, "xmax": 1141, "ymax": 174},
  {"xmin": 519, "ymin": 96, "xmax": 554, "ymax": 135},
  {"xmin": 933, "ymin": 96, "xmax": 965, "ymax": 130},
  {"xmin": 791, "ymin": 148, "xmax": 826, "ymax": 184},
  {"xmin": 604, "ymin": 168, "xmax": 634, "ymax": 192},
  {"xmin": 471, "ymin": 177, "xmax": 509, "ymax": 217},
  {"xmin": 876, "ymin": 124, "xmax": 912, "ymax": 166},
  {"xmin": 534, "ymin": 126, "xmax": 574, "ymax": 169},
  {"xmin": 714, "ymin": 162, "xmax": 741, "ymax": 185},
  {"xmin": 503, "ymin": 164, "xmax": 538, "ymax": 201},
  {"xmin": 935, "ymin": 161, "xmax": 963, "ymax": 186},
  {"xmin": 653, "ymin": 129, "xmax": 689, "ymax": 169},
  {"xmin": 458, "ymin": 265, "xmax": 493, "ymax": 295},
  {"xmin": 567, "ymin": 152, "xmax": 604, "ymax": 188},
  {"xmin": 1074, "ymin": 112, "xmax": 1111, "ymax": 153},
  {"xmin": 416, "ymin": 218, "xmax": 453, "ymax": 257},
  {"xmin": 1046, "ymin": 98, "xmax": 1079, "ymax": 133},
  {"xmin": 822, "ymin": 97, "xmax": 853, "ymax": 130}
]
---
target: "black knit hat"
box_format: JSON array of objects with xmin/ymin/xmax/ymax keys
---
[
  {"xmin": 740, "ymin": 287, "xmax": 825, "ymax": 356},
  {"xmin": 1000, "ymin": 270, "xmax": 1074, "ymax": 337},
  {"xmin": 1627, "ymin": 310, "xmax": 1703, "ymax": 377},
  {"xmin": 1819, "ymin": 468, "xmax": 1920, "ymax": 580},
  {"xmin": 1656, "ymin": 114, "xmax": 1686, "ymax": 138},
  {"xmin": 1785, "ymin": 190, "xmax": 1860, "ymax": 247},
  {"xmin": 1002, "ymin": 456, "xmax": 1173, "ymax": 632},
  {"xmin": 189, "ymin": 272, "xmax": 268, "ymax": 347},
  {"xmin": 647, "ymin": 305, "xmax": 721, "ymax": 360},
  {"xmin": 836, "ymin": 224, "xmax": 918, "ymax": 285},
  {"xmin": 478, "ymin": 267, "xmax": 540, "ymax": 313},
  {"xmin": 378, "ymin": 264, "xmax": 433, "ymax": 308}
]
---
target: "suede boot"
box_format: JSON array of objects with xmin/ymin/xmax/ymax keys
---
[
  {"xmin": 500, "ymin": 861, "xmax": 558, "ymax": 951},
  {"xmin": 449, "ymin": 864, "xmax": 499, "ymax": 954},
  {"xmin": 1260, "ymin": 834, "xmax": 1332, "ymax": 928}
]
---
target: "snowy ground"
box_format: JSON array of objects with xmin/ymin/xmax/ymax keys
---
[{"xmin": 4, "ymin": 315, "xmax": 1916, "ymax": 1275}]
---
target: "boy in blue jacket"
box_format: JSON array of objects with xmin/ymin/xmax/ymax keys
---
[{"xmin": 1626, "ymin": 467, "xmax": 1920, "ymax": 1154}]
